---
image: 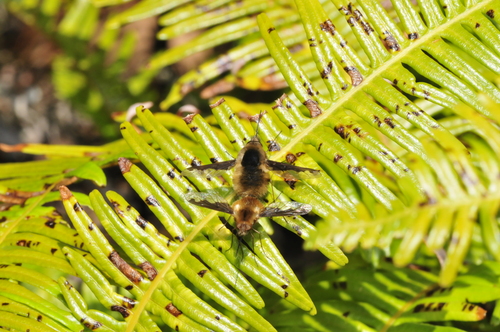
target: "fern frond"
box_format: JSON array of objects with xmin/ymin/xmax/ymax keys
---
[
  {"xmin": 266, "ymin": 259, "xmax": 500, "ymax": 331},
  {"xmin": 247, "ymin": 0, "xmax": 500, "ymax": 287}
]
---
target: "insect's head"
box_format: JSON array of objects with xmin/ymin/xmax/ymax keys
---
[
  {"xmin": 232, "ymin": 197, "xmax": 264, "ymax": 237},
  {"xmin": 236, "ymin": 220, "xmax": 253, "ymax": 237},
  {"xmin": 245, "ymin": 135, "xmax": 263, "ymax": 149},
  {"xmin": 248, "ymin": 134, "xmax": 262, "ymax": 144}
]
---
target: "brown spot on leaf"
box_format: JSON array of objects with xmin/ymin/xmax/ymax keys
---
[
  {"xmin": 335, "ymin": 125, "xmax": 349, "ymax": 139},
  {"xmin": 320, "ymin": 19, "xmax": 336, "ymax": 35},
  {"xmin": 45, "ymin": 220, "xmax": 56, "ymax": 228},
  {"xmin": 135, "ymin": 216, "xmax": 148, "ymax": 229},
  {"xmin": 139, "ymin": 262, "xmax": 158, "ymax": 280},
  {"xmin": 166, "ymin": 303, "xmax": 183, "ymax": 317},
  {"xmin": 344, "ymin": 66, "xmax": 363, "ymax": 86},
  {"xmin": 384, "ymin": 117, "xmax": 396, "ymax": 128},
  {"xmin": 486, "ymin": 9, "xmax": 494, "ymax": 18},
  {"xmin": 321, "ymin": 62, "xmax": 333, "ymax": 79},
  {"xmin": 111, "ymin": 305, "xmax": 130, "ymax": 318},
  {"xmin": 414, "ymin": 304, "xmax": 425, "ymax": 312},
  {"xmin": 383, "ymin": 32, "xmax": 400, "ymax": 51},
  {"xmin": 408, "ymin": 32, "xmax": 419, "ymax": 40},
  {"xmin": 303, "ymin": 99, "xmax": 322, "ymax": 117},
  {"xmin": 209, "ymin": 98, "xmax": 225, "ymax": 108},
  {"xmin": 267, "ymin": 141, "xmax": 280, "ymax": 152},
  {"xmin": 109, "ymin": 200, "xmax": 119, "ymax": 209},
  {"xmin": 183, "ymin": 114, "xmax": 195, "ymax": 124},
  {"xmin": 83, "ymin": 320, "xmax": 103, "ymax": 330},
  {"xmin": 197, "ymin": 270, "xmax": 208, "ymax": 277},
  {"xmin": 191, "ymin": 158, "xmax": 201, "ymax": 167},
  {"xmin": 145, "ymin": 196, "xmax": 160, "ymax": 207},
  {"xmin": 286, "ymin": 153, "xmax": 297, "ymax": 164},
  {"xmin": 109, "ymin": 251, "xmax": 143, "ymax": 284},
  {"xmin": 73, "ymin": 202, "xmax": 83, "ymax": 212},
  {"xmin": 351, "ymin": 166, "xmax": 362, "ymax": 174},
  {"xmin": 361, "ymin": 21, "xmax": 374, "ymax": 35},
  {"xmin": 118, "ymin": 158, "xmax": 132, "ymax": 174},
  {"xmin": 122, "ymin": 296, "xmax": 137, "ymax": 309},
  {"xmin": 285, "ymin": 179, "xmax": 297, "ymax": 189}
]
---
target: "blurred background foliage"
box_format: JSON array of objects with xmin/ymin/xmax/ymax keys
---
[
  {"xmin": 0, "ymin": 0, "xmax": 345, "ymax": 144},
  {"xmin": 0, "ymin": 0, "xmax": 304, "ymax": 142}
]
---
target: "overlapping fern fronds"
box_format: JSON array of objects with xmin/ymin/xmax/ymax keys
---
[{"xmin": 250, "ymin": 0, "xmax": 500, "ymax": 288}]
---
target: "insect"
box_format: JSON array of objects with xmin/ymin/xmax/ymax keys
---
[
  {"xmin": 183, "ymin": 113, "xmax": 320, "ymax": 236},
  {"xmin": 185, "ymin": 191, "xmax": 311, "ymax": 237},
  {"xmin": 182, "ymin": 134, "xmax": 320, "ymax": 199}
]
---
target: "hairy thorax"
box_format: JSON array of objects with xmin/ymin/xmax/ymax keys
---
[{"xmin": 233, "ymin": 142, "xmax": 270, "ymax": 198}]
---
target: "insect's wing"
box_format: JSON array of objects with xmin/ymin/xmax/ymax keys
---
[
  {"xmin": 259, "ymin": 201, "xmax": 312, "ymax": 218},
  {"xmin": 181, "ymin": 160, "xmax": 236, "ymax": 178},
  {"xmin": 185, "ymin": 191, "xmax": 234, "ymax": 214},
  {"xmin": 267, "ymin": 160, "xmax": 321, "ymax": 180}
]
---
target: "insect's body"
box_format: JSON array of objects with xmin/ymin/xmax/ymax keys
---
[
  {"xmin": 232, "ymin": 137, "xmax": 270, "ymax": 199},
  {"xmin": 183, "ymin": 127, "xmax": 320, "ymax": 237}
]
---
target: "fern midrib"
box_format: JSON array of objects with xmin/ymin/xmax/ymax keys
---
[
  {"xmin": 271, "ymin": 0, "xmax": 494, "ymax": 162},
  {"xmin": 124, "ymin": 208, "xmax": 220, "ymax": 332},
  {"xmin": 325, "ymin": 190, "xmax": 500, "ymax": 233}
]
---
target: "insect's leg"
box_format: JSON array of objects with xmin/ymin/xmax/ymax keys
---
[
  {"xmin": 218, "ymin": 216, "xmax": 230, "ymax": 232},
  {"xmin": 218, "ymin": 216, "xmax": 246, "ymax": 287},
  {"xmin": 218, "ymin": 216, "xmax": 237, "ymax": 252}
]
